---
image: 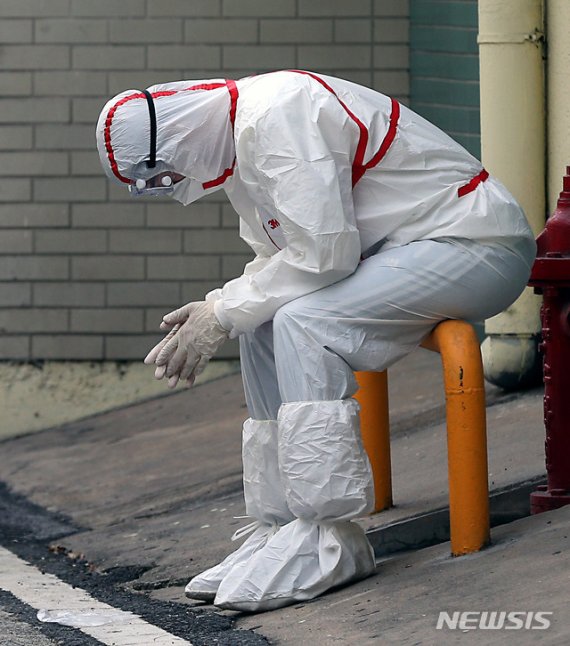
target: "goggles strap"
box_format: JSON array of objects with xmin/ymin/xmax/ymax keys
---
[{"xmin": 138, "ymin": 89, "xmax": 157, "ymax": 169}]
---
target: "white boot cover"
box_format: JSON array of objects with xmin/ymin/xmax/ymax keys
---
[
  {"xmin": 185, "ymin": 524, "xmax": 280, "ymax": 601},
  {"xmin": 214, "ymin": 399, "xmax": 376, "ymax": 611},
  {"xmin": 185, "ymin": 419, "xmax": 292, "ymax": 601},
  {"xmin": 214, "ymin": 519, "xmax": 375, "ymax": 611},
  {"xmin": 278, "ymin": 399, "xmax": 374, "ymax": 522}
]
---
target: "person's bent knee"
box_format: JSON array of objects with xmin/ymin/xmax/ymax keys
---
[{"xmin": 273, "ymin": 297, "xmax": 314, "ymax": 336}]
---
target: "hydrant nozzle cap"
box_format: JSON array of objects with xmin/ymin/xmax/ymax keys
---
[
  {"xmin": 559, "ymin": 167, "xmax": 570, "ymax": 203},
  {"xmin": 564, "ymin": 167, "xmax": 570, "ymax": 188}
]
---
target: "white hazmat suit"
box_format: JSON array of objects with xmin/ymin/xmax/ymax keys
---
[{"xmin": 96, "ymin": 71, "xmax": 536, "ymax": 611}]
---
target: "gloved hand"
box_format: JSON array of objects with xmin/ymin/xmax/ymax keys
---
[
  {"xmin": 144, "ymin": 300, "xmax": 228, "ymax": 389},
  {"xmin": 144, "ymin": 300, "xmax": 199, "ymax": 375},
  {"xmin": 144, "ymin": 323, "xmax": 181, "ymax": 382},
  {"xmin": 143, "ymin": 300, "xmax": 195, "ymax": 383}
]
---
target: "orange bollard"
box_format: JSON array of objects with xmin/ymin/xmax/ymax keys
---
[
  {"xmin": 355, "ymin": 370, "xmax": 392, "ymax": 513},
  {"xmin": 421, "ymin": 320, "xmax": 490, "ymax": 555}
]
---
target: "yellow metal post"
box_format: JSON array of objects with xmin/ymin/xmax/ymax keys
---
[
  {"xmin": 421, "ymin": 320, "xmax": 490, "ymax": 555},
  {"xmin": 355, "ymin": 370, "xmax": 392, "ymax": 512}
]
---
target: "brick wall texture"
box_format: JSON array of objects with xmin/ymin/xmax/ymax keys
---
[
  {"xmin": 410, "ymin": 0, "xmax": 480, "ymax": 158},
  {"xmin": 0, "ymin": 0, "xmax": 409, "ymax": 360}
]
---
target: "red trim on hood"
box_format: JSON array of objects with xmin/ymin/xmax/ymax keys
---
[
  {"xmin": 202, "ymin": 79, "xmax": 239, "ymax": 190},
  {"xmin": 104, "ymin": 90, "xmax": 176, "ymax": 184},
  {"xmin": 288, "ymin": 71, "xmax": 399, "ymax": 188},
  {"xmin": 202, "ymin": 163, "xmax": 235, "ymax": 189},
  {"xmin": 103, "ymin": 82, "xmax": 238, "ymax": 188},
  {"xmin": 227, "ymin": 79, "xmax": 238, "ymax": 126},
  {"xmin": 185, "ymin": 82, "xmax": 226, "ymax": 91}
]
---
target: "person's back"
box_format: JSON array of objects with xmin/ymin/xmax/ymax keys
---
[{"xmin": 232, "ymin": 71, "xmax": 533, "ymax": 256}]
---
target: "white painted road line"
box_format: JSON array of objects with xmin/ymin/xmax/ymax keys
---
[{"xmin": 0, "ymin": 546, "xmax": 193, "ymax": 646}]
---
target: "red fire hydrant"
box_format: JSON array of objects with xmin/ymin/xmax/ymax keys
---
[{"xmin": 528, "ymin": 166, "xmax": 570, "ymax": 514}]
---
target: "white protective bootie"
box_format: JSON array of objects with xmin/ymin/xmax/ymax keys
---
[
  {"xmin": 214, "ymin": 518, "xmax": 375, "ymax": 611},
  {"xmin": 185, "ymin": 419, "xmax": 293, "ymax": 601},
  {"xmin": 214, "ymin": 399, "xmax": 376, "ymax": 611},
  {"xmin": 184, "ymin": 522, "xmax": 280, "ymax": 601}
]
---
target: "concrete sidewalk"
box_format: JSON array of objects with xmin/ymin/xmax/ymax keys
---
[
  {"xmin": 0, "ymin": 348, "xmax": 565, "ymax": 644},
  {"xmin": 237, "ymin": 505, "xmax": 570, "ymax": 644}
]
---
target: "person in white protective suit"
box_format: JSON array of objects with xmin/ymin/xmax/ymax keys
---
[{"xmin": 96, "ymin": 71, "xmax": 536, "ymax": 612}]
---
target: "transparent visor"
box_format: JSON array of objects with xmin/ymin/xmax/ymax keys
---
[{"xmin": 128, "ymin": 172, "xmax": 184, "ymax": 197}]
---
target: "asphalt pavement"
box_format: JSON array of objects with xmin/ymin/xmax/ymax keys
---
[{"xmin": 0, "ymin": 348, "xmax": 568, "ymax": 645}]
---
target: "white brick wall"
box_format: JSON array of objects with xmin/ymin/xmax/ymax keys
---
[{"xmin": 0, "ymin": 0, "xmax": 409, "ymax": 360}]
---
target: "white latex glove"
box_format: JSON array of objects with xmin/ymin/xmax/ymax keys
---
[
  {"xmin": 144, "ymin": 301, "xmax": 197, "ymax": 384},
  {"xmin": 158, "ymin": 301, "xmax": 193, "ymax": 333},
  {"xmin": 146, "ymin": 300, "xmax": 228, "ymax": 389},
  {"xmin": 144, "ymin": 324, "xmax": 181, "ymax": 381}
]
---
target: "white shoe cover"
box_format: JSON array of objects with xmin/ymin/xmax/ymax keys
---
[
  {"xmin": 213, "ymin": 519, "xmax": 376, "ymax": 612},
  {"xmin": 185, "ymin": 523, "xmax": 280, "ymax": 601}
]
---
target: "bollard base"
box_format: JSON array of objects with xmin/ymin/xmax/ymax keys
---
[{"xmin": 530, "ymin": 486, "xmax": 570, "ymax": 514}]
